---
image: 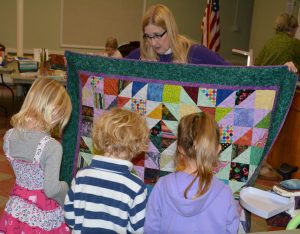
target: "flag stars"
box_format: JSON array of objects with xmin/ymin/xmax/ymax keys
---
[{"xmin": 212, "ymin": 0, "xmax": 219, "ymax": 11}]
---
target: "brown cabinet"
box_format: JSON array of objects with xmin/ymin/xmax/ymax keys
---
[{"xmin": 267, "ymin": 89, "xmax": 300, "ymax": 178}]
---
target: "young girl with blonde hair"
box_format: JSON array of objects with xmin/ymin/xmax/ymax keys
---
[
  {"xmin": 144, "ymin": 112, "xmax": 239, "ymax": 234},
  {"xmin": 0, "ymin": 78, "xmax": 72, "ymax": 233}
]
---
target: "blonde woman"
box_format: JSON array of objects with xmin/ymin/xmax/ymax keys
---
[
  {"xmin": 0, "ymin": 78, "xmax": 72, "ymax": 233},
  {"xmin": 144, "ymin": 112, "xmax": 239, "ymax": 234},
  {"xmin": 64, "ymin": 108, "xmax": 149, "ymax": 233},
  {"xmin": 127, "ymin": 4, "xmax": 228, "ymax": 65}
]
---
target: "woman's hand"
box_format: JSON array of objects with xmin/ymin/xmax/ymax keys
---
[{"xmin": 284, "ymin": 61, "xmax": 298, "ymax": 74}]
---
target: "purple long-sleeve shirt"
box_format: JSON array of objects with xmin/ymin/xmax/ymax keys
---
[
  {"xmin": 126, "ymin": 44, "xmax": 229, "ymax": 65},
  {"xmin": 144, "ymin": 172, "xmax": 239, "ymax": 234}
]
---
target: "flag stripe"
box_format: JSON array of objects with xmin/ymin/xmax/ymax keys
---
[{"xmin": 201, "ymin": 0, "xmax": 220, "ymax": 52}]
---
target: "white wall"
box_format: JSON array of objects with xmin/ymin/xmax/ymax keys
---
[{"xmin": 0, "ymin": 0, "xmax": 254, "ymax": 64}]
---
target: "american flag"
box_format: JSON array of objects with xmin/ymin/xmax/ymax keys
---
[{"xmin": 201, "ymin": 0, "xmax": 220, "ymax": 52}]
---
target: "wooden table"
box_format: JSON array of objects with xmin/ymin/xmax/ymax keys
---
[
  {"xmin": 10, "ymin": 72, "xmax": 67, "ymax": 97},
  {"xmin": 267, "ymin": 87, "xmax": 300, "ymax": 178},
  {"xmin": 10, "ymin": 73, "xmax": 66, "ymax": 85}
]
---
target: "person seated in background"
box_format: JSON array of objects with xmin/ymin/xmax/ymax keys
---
[
  {"xmin": 126, "ymin": 4, "xmax": 228, "ymax": 65},
  {"xmin": 102, "ymin": 37, "xmax": 123, "ymax": 58},
  {"xmin": 255, "ymin": 13, "xmax": 300, "ymax": 74}
]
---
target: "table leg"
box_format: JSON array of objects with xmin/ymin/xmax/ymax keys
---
[{"xmin": 1, "ymin": 74, "xmax": 14, "ymax": 104}]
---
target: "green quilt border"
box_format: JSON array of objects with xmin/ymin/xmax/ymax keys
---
[{"xmin": 61, "ymin": 51, "xmax": 297, "ymax": 185}]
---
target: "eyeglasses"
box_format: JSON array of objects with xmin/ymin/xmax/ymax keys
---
[{"xmin": 143, "ymin": 31, "xmax": 167, "ymax": 41}]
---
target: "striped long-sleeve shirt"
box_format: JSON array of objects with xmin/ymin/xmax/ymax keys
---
[{"xmin": 64, "ymin": 155, "xmax": 147, "ymax": 234}]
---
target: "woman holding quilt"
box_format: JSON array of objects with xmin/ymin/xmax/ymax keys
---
[{"xmin": 126, "ymin": 4, "xmax": 228, "ymax": 65}]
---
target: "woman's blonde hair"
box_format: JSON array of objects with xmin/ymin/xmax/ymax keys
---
[
  {"xmin": 11, "ymin": 78, "xmax": 72, "ymax": 134},
  {"xmin": 92, "ymin": 108, "xmax": 149, "ymax": 160},
  {"xmin": 275, "ymin": 13, "xmax": 299, "ymax": 34},
  {"xmin": 140, "ymin": 4, "xmax": 193, "ymax": 63},
  {"xmin": 175, "ymin": 112, "xmax": 220, "ymax": 199}
]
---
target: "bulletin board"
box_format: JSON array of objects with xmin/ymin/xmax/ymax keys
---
[{"xmin": 60, "ymin": 0, "xmax": 146, "ymax": 49}]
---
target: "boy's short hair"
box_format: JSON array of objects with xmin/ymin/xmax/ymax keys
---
[{"xmin": 92, "ymin": 108, "xmax": 149, "ymax": 160}]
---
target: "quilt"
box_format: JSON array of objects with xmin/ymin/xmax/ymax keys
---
[{"xmin": 61, "ymin": 51, "xmax": 297, "ymax": 197}]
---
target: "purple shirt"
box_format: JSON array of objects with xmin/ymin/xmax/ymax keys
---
[
  {"xmin": 144, "ymin": 172, "xmax": 239, "ymax": 234},
  {"xmin": 126, "ymin": 44, "xmax": 229, "ymax": 65}
]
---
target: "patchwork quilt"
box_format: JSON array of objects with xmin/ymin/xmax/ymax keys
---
[{"xmin": 61, "ymin": 51, "xmax": 297, "ymax": 197}]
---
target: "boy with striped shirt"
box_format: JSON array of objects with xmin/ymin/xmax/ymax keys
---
[{"xmin": 64, "ymin": 108, "xmax": 149, "ymax": 233}]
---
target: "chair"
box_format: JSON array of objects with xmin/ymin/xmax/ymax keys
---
[
  {"xmin": 0, "ymin": 67, "xmax": 14, "ymax": 117},
  {"xmin": 232, "ymin": 48, "xmax": 253, "ymax": 66},
  {"xmin": 49, "ymin": 54, "xmax": 66, "ymax": 71},
  {"xmin": 277, "ymin": 163, "xmax": 299, "ymax": 180},
  {"xmin": 118, "ymin": 41, "xmax": 140, "ymax": 57}
]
